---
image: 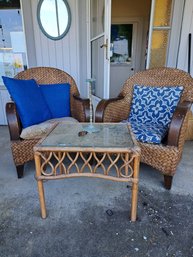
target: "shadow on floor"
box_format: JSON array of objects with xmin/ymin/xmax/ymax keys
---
[{"xmin": 0, "ymin": 125, "xmax": 193, "ymax": 257}]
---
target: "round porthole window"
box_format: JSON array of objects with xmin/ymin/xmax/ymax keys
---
[{"xmin": 37, "ymin": 0, "xmax": 71, "ymax": 40}]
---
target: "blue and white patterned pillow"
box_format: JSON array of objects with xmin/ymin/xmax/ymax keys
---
[
  {"xmin": 130, "ymin": 122, "xmax": 168, "ymax": 144},
  {"xmin": 128, "ymin": 85, "xmax": 183, "ymax": 144},
  {"xmin": 129, "ymin": 85, "xmax": 183, "ymax": 128}
]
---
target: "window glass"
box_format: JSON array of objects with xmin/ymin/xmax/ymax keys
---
[
  {"xmin": 110, "ymin": 24, "xmax": 133, "ymax": 64},
  {"xmin": 148, "ymin": 0, "xmax": 173, "ymax": 68},
  {"xmin": 0, "ymin": 0, "xmax": 20, "ymax": 8},
  {"xmin": 40, "ymin": 0, "xmax": 58, "ymax": 37},
  {"xmin": 153, "ymin": 0, "xmax": 172, "ymax": 27},
  {"xmin": 37, "ymin": 0, "xmax": 71, "ymax": 40},
  {"xmin": 90, "ymin": 0, "xmax": 104, "ymax": 39},
  {"xmin": 149, "ymin": 30, "xmax": 169, "ymax": 68},
  {"xmin": 91, "ymin": 36, "xmax": 104, "ymax": 98},
  {"xmin": 0, "ymin": 5, "xmax": 27, "ymax": 84}
]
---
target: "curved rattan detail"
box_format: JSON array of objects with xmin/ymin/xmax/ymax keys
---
[
  {"xmin": 15, "ymin": 66, "xmax": 79, "ymax": 95},
  {"xmin": 7, "ymin": 67, "xmax": 90, "ymax": 177},
  {"xmin": 15, "ymin": 67, "xmax": 83, "ymax": 120},
  {"xmin": 11, "ymin": 139, "xmax": 40, "ymax": 166},
  {"xmin": 95, "ymin": 67, "xmax": 193, "ymax": 187},
  {"xmin": 102, "ymin": 67, "xmax": 193, "ymax": 123}
]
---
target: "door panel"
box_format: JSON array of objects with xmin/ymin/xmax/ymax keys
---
[
  {"xmin": 90, "ymin": 0, "xmax": 104, "ymax": 38},
  {"xmin": 89, "ymin": 0, "xmax": 111, "ymax": 100},
  {"xmin": 91, "ymin": 36, "xmax": 104, "ymax": 98}
]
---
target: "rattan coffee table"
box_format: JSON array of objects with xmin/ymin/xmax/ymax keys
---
[{"xmin": 34, "ymin": 123, "xmax": 141, "ymax": 221}]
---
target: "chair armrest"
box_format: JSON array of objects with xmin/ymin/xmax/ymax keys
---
[
  {"xmin": 6, "ymin": 102, "xmax": 22, "ymax": 140},
  {"xmin": 72, "ymin": 94, "xmax": 90, "ymax": 122},
  {"xmin": 95, "ymin": 96, "xmax": 125, "ymax": 122},
  {"xmin": 167, "ymin": 101, "xmax": 192, "ymax": 146}
]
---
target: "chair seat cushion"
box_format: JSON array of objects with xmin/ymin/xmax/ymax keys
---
[
  {"xmin": 2, "ymin": 76, "xmax": 52, "ymax": 128},
  {"xmin": 130, "ymin": 122, "xmax": 168, "ymax": 144},
  {"xmin": 20, "ymin": 117, "xmax": 78, "ymax": 139},
  {"xmin": 129, "ymin": 85, "xmax": 183, "ymax": 128},
  {"xmin": 40, "ymin": 83, "xmax": 71, "ymax": 118}
]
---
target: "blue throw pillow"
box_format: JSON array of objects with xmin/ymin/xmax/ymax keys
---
[
  {"xmin": 129, "ymin": 85, "xmax": 183, "ymax": 128},
  {"xmin": 40, "ymin": 83, "xmax": 71, "ymax": 118},
  {"xmin": 2, "ymin": 76, "xmax": 52, "ymax": 128}
]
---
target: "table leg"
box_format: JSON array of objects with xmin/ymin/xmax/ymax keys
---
[
  {"xmin": 58, "ymin": 152, "xmax": 63, "ymax": 174},
  {"xmin": 37, "ymin": 180, "xmax": 46, "ymax": 219},
  {"xmin": 130, "ymin": 155, "xmax": 140, "ymax": 222},
  {"xmin": 34, "ymin": 153, "xmax": 47, "ymax": 219},
  {"xmin": 125, "ymin": 153, "xmax": 129, "ymax": 176}
]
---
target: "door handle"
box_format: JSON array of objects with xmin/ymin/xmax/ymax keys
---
[
  {"xmin": 100, "ymin": 39, "xmax": 109, "ymax": 60},
  {"xmin": 100, "ymin": 43, "xmax": 108, "ymax": 48}
]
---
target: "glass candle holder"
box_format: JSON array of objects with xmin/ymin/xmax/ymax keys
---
[{"xmin": 85, "ymin": 78, "xmax": 99, "ymax": 133}]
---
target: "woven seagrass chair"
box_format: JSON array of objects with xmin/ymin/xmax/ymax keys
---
[
  {"xmin": 6, "ymin": 67, "xmax": 90, "ymax": 178},
  {"xmin": 95, "ymin": 67, "xmax": 193, "ymax": 189}
]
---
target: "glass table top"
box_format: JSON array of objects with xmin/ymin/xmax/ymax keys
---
[{"xmin": 38, "ymin": 123, "xmax": 134, "ymax": 149}]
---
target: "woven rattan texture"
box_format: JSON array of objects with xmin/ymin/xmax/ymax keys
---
[
  {"xmin": 11, "ymin": 139, "xmax": 39, "ymax": 166},
  {"xmin": 138, "ymin": 112, "xmax": 189, "ymax": 175},
  {"xmin": 9, "ymin": 67, "xmax": 88, "ymax": 171},
  {"xmin": 15, "ymin": 67, "xmax": 86, "ymax": 121},
  {"xmin": 101, "ymin": 67, "xmax": 193, "ymax": 177},
  {"xmin": 139, "ymin": 143, "xmax": 179, "ymax": 175},
  {"xmin": 103, "ymin": 67, "xmax": 193, "ymax": 122}
]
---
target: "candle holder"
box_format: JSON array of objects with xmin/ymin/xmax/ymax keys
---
[{"xmin": 84, "ymin": 78, "xmax": 100, "ymax": 133}]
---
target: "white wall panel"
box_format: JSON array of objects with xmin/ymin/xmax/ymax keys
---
[
  {"xmin": 0, "ymin": 90, "xmax": 5, "ymax": 124},
  {"xmin": 55, "ymin": 40, "xmax": 65, "ymax": 70},
  {"xmin": 0, "ymin": 89, "xmax": 11, "ymax": 125},
  {"xmin": 178, "ymin": 0, "xmax": 193, "ymax": 114},
  {"xmin": 167, "ymin": 0, "xmax": 185, "ymax": 67},
  {"xmin": 21, "ymin": 0, "xmax": 37, "ymax": 67},
  {"xmin": 30, "ymin": 0, "xmax": 80, "ymax": 88},
  {"xmin": 68, "ymin": 0, "xmax": 80, "ymax": 85},
  {"xmin": 78, "ymin": 0, "xmax": 88, "ymax": 97},
  {"xmin": 177, "ymin": 0, "xmax": 193, "ymax": 77}
]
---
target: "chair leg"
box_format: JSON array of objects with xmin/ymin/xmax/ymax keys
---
[
  {"xmin": 16, "ymin": 165, "xmax": 24, "ymax": 178},
  {"xmin": 164, "ymin": 175, "xmax": 173, "ymax": 190}
]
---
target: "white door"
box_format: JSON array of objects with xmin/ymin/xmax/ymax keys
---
[{"xmin": 87, "ymin": 0, "xmax": 111, "ymax": 108}]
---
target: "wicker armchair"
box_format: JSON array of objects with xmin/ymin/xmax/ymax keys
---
[
  {"xmin": 95, "ymin": 67, "xmax": 193, "ymax": 189},
  {"xmin": 6, "ymin": 67, "xmax": 90, "ymax": 178}
]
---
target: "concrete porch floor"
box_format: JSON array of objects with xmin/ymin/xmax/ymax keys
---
[{"xmin": 0, "ymin": 125, "xmax": 193, "ymax": 257}]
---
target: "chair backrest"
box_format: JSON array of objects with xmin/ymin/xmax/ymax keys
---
[
  {"xmin": 120, "ymin": 67, "xmax": 193, "ymax": 105},
  {"xmin": 115, "ymin": 68, "xmax": 193, "ymax": 120},
  {"xmin": 15, "ymin": 67, "xmax": 80, "ymax": 109}
]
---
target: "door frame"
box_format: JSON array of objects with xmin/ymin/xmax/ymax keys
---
[{"xmin": 86, "ymin": 1, "xmax": 143, "ymax": 100}]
